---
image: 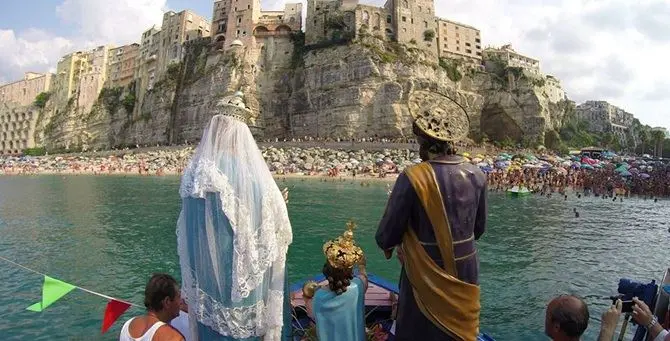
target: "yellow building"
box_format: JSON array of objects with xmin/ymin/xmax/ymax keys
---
[
  {"xmin": 437, "ymin": 19, "xmax": 482, "ymax": 65},
  {"xmin": 52, "ymin": 46, "xmax": 112, "ymax": 113},
  {"xmin": 0, "ymin": 106, "xmax": 40, "ymax": 155},
  {"xmin": 53, "ymin": 51, "xmax": 90, "ymax": 109},
  {"xmin": 106, "ymin": 43, "xmax": 140, "ymax": 89},
  {"xmin": 158, "ymin": 10, "xmax": 211, "ymax": 75}
]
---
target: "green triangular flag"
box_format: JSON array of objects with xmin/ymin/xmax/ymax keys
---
[{"xmin": 27, "ymin": 275, "xmax": 77, "ymax": 312}]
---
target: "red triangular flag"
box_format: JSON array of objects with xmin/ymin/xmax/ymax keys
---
[{"xmin": 101, "ymin": 299, "xmax": 132, "ymax": 334}]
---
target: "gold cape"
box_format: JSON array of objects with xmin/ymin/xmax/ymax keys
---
[{"xmin": 401, "ymin": 162, "xmax": 481, "ymax": 341}]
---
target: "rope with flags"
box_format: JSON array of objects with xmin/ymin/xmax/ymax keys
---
[{"xmin": 0, "ymin": 255, "xmax": 141, "ymax": 334}]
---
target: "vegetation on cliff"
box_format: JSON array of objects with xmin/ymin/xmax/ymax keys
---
[{"xmin": 34, "ymin": 92, "xmax": 51, "ymax": 109}]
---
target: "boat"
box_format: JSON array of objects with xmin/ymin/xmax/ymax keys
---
[
  {"xmin": 507, "ymin": 186, "xmax": 532, "ymax": 197},
  {"xmin": 289, "ymin": 273, "xmax": 496, "ymax": 341}
]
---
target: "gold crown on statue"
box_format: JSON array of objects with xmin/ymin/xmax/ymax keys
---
[
  {"xmin": 323, "ymin": 220, "xmax": 364, "ymax": 269},
  {"xmin": 215, "ymin": 91, "xmax": 254, "ymax": 125}
]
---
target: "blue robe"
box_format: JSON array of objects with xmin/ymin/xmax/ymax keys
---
[
  {"xmin": 312, "ymin": 277, "xmax": 366, "ymax": 341},
  {"xmin": 181, "ymin": 193, "xmax": 292, "ymax": 341}
]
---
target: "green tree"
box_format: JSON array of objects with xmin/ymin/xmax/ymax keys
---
[{"xmin": 34, "ymin": 92, "xmax": 51, "ymax": 108}]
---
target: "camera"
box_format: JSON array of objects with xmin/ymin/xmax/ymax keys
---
[{"xmin": 616, "ymin": 278, "xmax": 658, "ymax": 309}]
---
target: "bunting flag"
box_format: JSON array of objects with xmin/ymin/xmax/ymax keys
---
[
  {"xmin": 101, "ymin": 299, "xmax": 132, "ymax": 334},
  {"xmin": 1, "ymin": 255, "xmax": 140, "ymax": 334},
  {"xmin": 26, "ymin": 275, "xmax": 77, "ymax": 312}
]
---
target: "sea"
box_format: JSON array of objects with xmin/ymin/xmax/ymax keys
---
[{"xmin": 0, "ymin": 175, "xmax": 668, "ymax": 340}]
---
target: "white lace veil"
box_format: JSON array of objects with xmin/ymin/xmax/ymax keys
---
[{"xmin": 177, "ymin": 115, "xmax": 292, "ymax": 340}]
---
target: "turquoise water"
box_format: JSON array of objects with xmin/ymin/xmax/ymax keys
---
[{"xmin": 0, "ymin": 175, "xmax": 668, "ymax": 340}]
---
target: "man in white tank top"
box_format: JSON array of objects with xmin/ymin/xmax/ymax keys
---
[{"xmin": 119, "ymin": 274, "xmax": 185, "ymax": 341}]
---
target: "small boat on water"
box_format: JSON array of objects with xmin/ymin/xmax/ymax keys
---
[
  {"xmin": 507, "ymin": 186, "xmax": 531, "ymax": 197},
  {"xmin": 289, "ymin": 273, "xmax": 496, "ymax": 341}
]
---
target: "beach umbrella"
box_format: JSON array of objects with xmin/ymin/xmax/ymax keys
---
[
  {"xmin": 581, "ymin": 164, "xmax": 594, "ymax": 170},
  {"xmin": 640, "ymin": 173, "xmax": 651, "ymax": 179},
  {"xmin": 480, "ymin": 165, "xmax": 494, "ymax": 173},
  {"xmin": 462, "ymin": 152, "xmax": 471, "ymax": 157},
  {"xmin": 619, "ymin": 170, "xmax": 632, "ymax": 177}
]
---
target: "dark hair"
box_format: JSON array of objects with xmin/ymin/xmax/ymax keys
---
[
  {"xmin": 412, "ymin": 122, "xmax": 456, "ymax": 156},
  {"xmin": 144, "ymin": 273, "xmax": 179, "ymax": 312},
  {"xmin": 549, "ymin": 295, "xmax": 589, "ymax": 338},
  {"xmin": 322, "ymin": 262, "xmax": 353, "ymax": 295}
]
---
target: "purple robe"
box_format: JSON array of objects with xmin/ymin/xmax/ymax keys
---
[{"xmin": 376, "ymin": 156, "xmax": 487, "ymax": 341}]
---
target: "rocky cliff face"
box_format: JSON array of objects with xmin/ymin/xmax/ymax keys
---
[{"xmin": 36, "ymin": 35, "xmax": 573, "ymax": 151}]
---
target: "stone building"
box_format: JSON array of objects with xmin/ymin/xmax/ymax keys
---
[
  {"xmin": 652, "ymin": 127, "xmax": 670, "ymax": 138},
  {"xmin": 0, "ymin": 105, "xmax": 40, "ymax": 155},
  {"xmin": 0, "ymin": 72, "xmax": 53, "ymax": 107},
  {"xmin": 306, "ymin": 0, "xmax": 482, "ymax": 60},
  {"xmin": 51, "ymin": 46, "xmax": 112, "ymax": 113},
  {"xmin": 483, "ymin": 44, "xmax": 540, "ymax": 74},
  {"xmin": 544, "ymin": 75, "xmax": 566, "ymax": 103},
  {"xmin": 393, "ymin": 0, "xmax": 438, "ymax": 56},
  {"xmin": 575, "ymin": 101, "xmax": 634, "ymax": 140},
  {"xmin": 212, "ymin": 0, "xmax": 302, "ymax": 49},
  {"xmin": 437, "ymin": 19, "xmax": 482, "ymax": 65},
  {"xmin": 158, "ymin": 10, "xmax": 211, "ymax": 75},
  {"xmin": 106, "ymin": 43, "xmax": 140, "ymax": 89}
]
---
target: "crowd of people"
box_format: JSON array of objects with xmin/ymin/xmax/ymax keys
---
[{"xmin": 114, "ymin": 94, "xmax": 670, "ymax": 341}]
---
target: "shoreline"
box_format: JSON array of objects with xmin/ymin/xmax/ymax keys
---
[{"xmin": 0, "ymin": 170, "xmax": 400, "ymax": 182}]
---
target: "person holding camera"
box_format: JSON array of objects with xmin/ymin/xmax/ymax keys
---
[{"xmin": 598, "ymin": 297, "xmax": 668, "ymax": 341}]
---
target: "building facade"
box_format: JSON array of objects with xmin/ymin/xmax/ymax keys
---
[
  {"xmin": 77, "ymin": 45, "xmax": 112, "ymax": 114},
  {"xmin": 483, "ymin": 44, "xmax": 540, "ymax": 73},
  {"xmin": 0, "ymin": 72, "xmax": 53, "ymax": 107},
  {"xmin": 0, "ymin": 106, "xmax": 40, "ymax": 155},
  {"xmin": 53, "ymin": 51, "xmax": 90, "ymax": 109},
  {"xmin": 213, "ymin": 0, "xmax": 302, "ymax": 49},
  {"xmin": 136, "ymin": 26, "xmax": 162, "ymax": 101},
  {"xmin": 106, "ymin": 43, "xmax": 140, "ymax": 89},
  {"xmin": 393, "ymin": 0, "xmax": 438, "ymax": 56},
  {"xmin": 575, "ymin": 101, "xmax": 634, "ymax": 140},
  {"xmin": 437, "ymin": 19, "xmax": 482, "ymax": 64},
  {"xmin": 158, "ymin": 10, "xmax": 211, "ymax": 75}
]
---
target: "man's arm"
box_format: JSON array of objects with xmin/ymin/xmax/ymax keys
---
[
  {"xmin": 474, "ymin": 179, "xmax": 488, "ymax": 240},
  {"xmin": 375, "ymin": 173, "xmax": 413, "ymax": 254}
]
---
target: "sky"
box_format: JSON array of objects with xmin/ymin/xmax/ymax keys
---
[{"xmin": 0, "ymin": 0, "xmax": 668, "ymax": 128}]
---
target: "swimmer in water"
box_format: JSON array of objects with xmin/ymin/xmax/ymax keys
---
[{"xmin": 573, "ymin": 208, "xmax": 579, "ymax": 218}]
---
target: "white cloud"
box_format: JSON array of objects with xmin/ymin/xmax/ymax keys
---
[{"xmin": 0, "ymin": 0, "xmax": 166, "ymax": 84}]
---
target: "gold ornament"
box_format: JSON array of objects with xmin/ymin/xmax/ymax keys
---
[
  {"xmin": 408, "ymin": 90, "xmax": 470, "ymax": 142},
  {"xmin": 215, "ymin": 91, "xmax": 254, "ymax": 125},
  {"xmin": 302, "ymin": 280, "xmax": 319, "ymax": 299},
  {"xmin": 323, "ymin": 220, "xmax": 364, "ymax": 269}
]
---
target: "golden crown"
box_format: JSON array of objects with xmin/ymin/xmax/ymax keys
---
[
  {"xmin": 323, "ymin": 220, "xmax": 364, "ymax": 269},
  {"xmin": 215, "ymin": 91, "xmax": 255, "ymax": 125}
]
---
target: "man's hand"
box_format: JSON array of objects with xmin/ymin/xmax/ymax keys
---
[
  {"xmin": 631, "ymin": 297, "xmax": 654, "ymax": 326},
  {"xmin": 598, "ymin": 299, "xmax": 621, "ymax": 341},
  {"xmin": 383, "ymin": 248, "xmax": 394, "ymax": 260},
  {"xmin": 282, "ymin": 187, "xmax": 289, "ymax": 204}
]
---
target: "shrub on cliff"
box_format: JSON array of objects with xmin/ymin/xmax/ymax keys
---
[
  {"xmin": 439, "ymin": 58, "xmax": 462, "ymax": 82},
  {"xmin": 34, "ymin": 92, "xmax": 51, "ymax": 108},
  {"xmin": 423, "ymin": 29, "xmax": 435, "ymax": 41}
]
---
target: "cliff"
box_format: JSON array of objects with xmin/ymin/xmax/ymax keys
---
[{"xmin": 34, "ymin": 35, "xmax": 573, "ymax": 151}]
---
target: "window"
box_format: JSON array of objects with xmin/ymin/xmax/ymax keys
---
[
  {"xmin": 465, "ymin": 42, "xmax": 471, "ymax": 47},
  {"xmin": 387, "ymin": 15, "xmax": 392, "ymax": 24},
  {"xmin": 238, "ymin": 17, "xmax": 242, "ymax": 24},
  {"xmin": 248, "ymin": 5, "xmax": 250, "ymax": 9},
  {"xmin": 424, "ymin": 21, "xmax": 428, "ymax": 28},
  {"xmin": 456, "ymin": 46, "xmax": 460, "ymax": 51},
  {"xmin": 466, "ymin": 49, "xmax": 472, "ymax": 54},
  {"xmin": 444, "ymin": 44, "xmax": 447, "ymax": 47},
  {"xmin": 418, "ymin": 6, "xmax": 422, "ymax": 12},
  {"xmin": 456, "ymin": 40, "xmax": 460, "ymax": 44},
  {"xmin": 402, "ymin": 16, "xmax": 406, "ymax": 22},
  {"xmin": 476, "ymin": 45, "xmax": 481, "ymax": 49},
  {"xmin": 362, "ymin": 11, "xmax": 369, "ymax": 24},
  {"xmin": 402, "ymin": 0, "xmax": 409, "ymax": 8},
  {"xmin": 475, "ymin": 38, "xmax": 481, "ymax": 43}
]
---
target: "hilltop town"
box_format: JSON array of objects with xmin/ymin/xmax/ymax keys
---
[{"xmin": 0, "ymin": 0, "xmax": 663, "ymax": 156}]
